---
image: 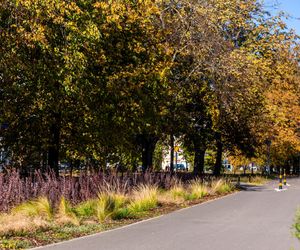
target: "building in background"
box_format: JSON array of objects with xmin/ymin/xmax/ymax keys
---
[
  {"xmin": 223, "ymin": 158, "xmax": 234, "ymax": 172},
  {"xmin": 161, "ymin": 145, "xmax": 189, "ymax": 171}
]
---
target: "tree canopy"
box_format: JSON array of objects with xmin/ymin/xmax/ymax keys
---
[{"xmin": 0, "ymin": 0, "xmax": 299, "ymax": 175}]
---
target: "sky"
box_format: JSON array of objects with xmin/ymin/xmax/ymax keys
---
[{"xmin": 267, "ymin": 0, "xmax": 300, "ymax": 34}]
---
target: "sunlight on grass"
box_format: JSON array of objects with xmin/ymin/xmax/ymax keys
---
[
  {"xmin": 96, "ymin": 192, "xmax": 128, "ymax": 222},
  {"xmin": 0, "ymin": 213, "xmax": 49, "ymax": 236},
  {"xmin": 210, "ymin": 179, "xmax": 233, "ymax": 195},
  {"xmin": 12, "ymin": 197, "xmax": 53, "ymax": 220},
  {"xmin": 56, "ymin": 197, "xmax": 79, "ymax": 226},
  {"xmin": 187, "ymin": 179, "xmax": 209, "ymax": 200},
  {"xmin": 75, "ymin": 199, "xmax": 97, "ymax": 218},
  {"xmin": 0, "ymin": 177, "xmax": 236, "ymax": 245},
  {"xmin": 128, "ymin": 185, "xmax": 158, "ymax": 214},
  {"xmin": 158, "ymin": 182, "xmax": 186, "ymax": 204}
]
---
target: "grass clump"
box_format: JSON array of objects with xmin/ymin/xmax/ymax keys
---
[
  {"xmin": 56, "ymin": 197, "xmax": 79, "ymax": 226},
  {"xmin": 0, "ymin": 197, "xmax": 52, "ymax": 236},
  {"xmin": 75, "ymin": 199, "xmax": 97, "ymax": 219},
  {"xmin": 0, "ymin": 213, "xmax": 49, "ymax": 236},
  {"xmin": 170, "ymin": 184, "xmax": 187, "ymax": 200},
  {"xmin": 109, "ymin": 193, "xmax": 129, "ymax": 220},
  {"xmin": 128, "ymin": 185, "xmax": 158, "ymax": 214},
  {"xmin": 158, "ymin": 183, "xmax": 187, "ymax": 204},
  {"xmin": 12, "ymin": 197, "xmax": 53, "ymax": 220},
  {"xmin": 210, "ymin": 179, "xmax": 233, "ymax": 195},
  {"xmin": 186, "ymin": 179, "xmax": 208, "ymax": 200},
  {"xmin": 96, "ymin": 193, "xmax": 128, "ymax": 222}
]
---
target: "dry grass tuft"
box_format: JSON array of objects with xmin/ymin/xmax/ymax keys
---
[
  {"xmin": 56, "ymin": 197, "xmax": 79, "ymax": 226},
  {"xmin": 187, "ymin": 179, "xmax": 209, "ymax": 200},
  {"xmin": 0, "ymin": 213, "xmax": 49, "ymax": 236},
  {"xmin": 210, "ymin": 179, "xmax": 233, "ymax": 195},
  {"xmin": 158, "ymin": 182, "xmax": 187, "ymax": 204},
  {"xmin": 12, "ymin": 197, "xmax": 53, "ymax": 220}
]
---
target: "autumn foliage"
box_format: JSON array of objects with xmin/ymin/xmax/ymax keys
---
[{"xmin": 0, "ymin": 0, "xmax": 299, "ymax": 174}]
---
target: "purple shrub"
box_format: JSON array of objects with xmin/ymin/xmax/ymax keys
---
[{"xmin": 0, "ymin": 169, "xmax": 181, "ymax": 212}]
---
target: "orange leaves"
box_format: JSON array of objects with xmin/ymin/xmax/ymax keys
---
[{"xmin": 263, "ymin": 67, "xmax": 300, "ymax": 162}]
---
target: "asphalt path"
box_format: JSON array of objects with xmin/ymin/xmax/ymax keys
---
[{"xmin": 35, "ymin": 178, "xmax": 300, "ymax": 250}]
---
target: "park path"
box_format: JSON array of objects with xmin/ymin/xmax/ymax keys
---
[{"xmin": 35, "ymin": 178, "xmax": 300, "ymax": 250}]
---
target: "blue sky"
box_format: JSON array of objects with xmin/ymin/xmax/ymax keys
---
[{"xmin": 267, "ymin": 0, "xmax": 300, "ymax": 34}]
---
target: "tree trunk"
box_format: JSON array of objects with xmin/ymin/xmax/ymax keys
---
[
  {"xmin": 193, "ymin": 139, "xmax": 206, "ymax": 176},
  {"xmin": 48, "ymin": 112, "xmax": 61, "ymax": 176},
  {"xmin": 292, "ymin": 158, "xmax": 297, "ymax": 175},
  {"xmin": 141, "ymin": 134, "xmax": 158, "ymax": 172},
  {"xmin": 213, "ymin": 132, "xmax": 223, "ymax": 176},
  {"xmin": 286, "ymin": 164, "xmax": 291, "ymax": 175},
  {"xmin": 170, "ymin": 134, "xmax": 174, "ymax": 173},
  {"xmin": 69, "ymin": 162, "xmax": 74, "ymax": 177},
  {"xmin": 292, "ymin": 157, "xmax": 300, "ymax": 175}
]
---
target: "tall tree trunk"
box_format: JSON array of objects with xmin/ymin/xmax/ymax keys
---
[
  {"xmin": 193, "ymin": 139, "xmax": 206, "ymax": 176},
  {"xmin": 213, "ymin": 132, "xmax": 223, "ymax": 176},
  {"xmin": 48, "ymin": 112, "xmax": 61, "ymax": 176},
  {"xmin": 292, "ymin": 158, "xmax": 297, "ymax": 175},
  {"xmin": 293, "ymin": 157, "xmax": 300, "ymax": 175},
  {"xmin": 286, "ymin": 162, "xmax": 291, "ymax": 175},
  {"xmin": 170, "ymin": 134, "xmax": 174, "ymax": 173},
  {"xmin": 141, "ymin": 134, "xmax": 158, "ymax": 172}
]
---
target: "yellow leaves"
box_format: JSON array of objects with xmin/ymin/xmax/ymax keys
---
[
  {"xmin": 16, "ymin": 23, "xmax": 47, "ymax": 47},
  {"xmin": 94, "ymin": 0, "xmax": 160, "ymax": 32},
  {"xmin": 263, "ymin": 72, "xmax": 300, "ymax": 159},
  {"xmin": 94, "ymin": 2, "xmax": 108, "ymax": 9}
]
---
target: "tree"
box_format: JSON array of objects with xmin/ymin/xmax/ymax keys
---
[{"xmin": 1, "ymin": 0, "xmax": 102, "ymax": 174}]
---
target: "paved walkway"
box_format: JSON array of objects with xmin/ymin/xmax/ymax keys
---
[{"xmin": 35, "ymin": 178, "xmax": 300, "ymax": 250}]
